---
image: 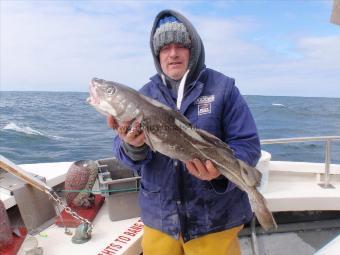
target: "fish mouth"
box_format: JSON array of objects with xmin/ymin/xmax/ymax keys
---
[{"xmin": 87, "ymin": 79, "xmax": 100, "ymax": 105}]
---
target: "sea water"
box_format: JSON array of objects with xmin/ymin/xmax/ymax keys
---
[{"xmin": 1, "ymin": 91, "xmax": 340, "ymax": 164}]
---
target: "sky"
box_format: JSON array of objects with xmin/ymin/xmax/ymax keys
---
[{"xmin": 0, "ymin": 0, "xmax": 339, "ymax": 97}]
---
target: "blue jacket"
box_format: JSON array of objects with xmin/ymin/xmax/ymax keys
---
[{"xmin": 113, "ymin": 68, "xmax": 261, "ymax": 242}]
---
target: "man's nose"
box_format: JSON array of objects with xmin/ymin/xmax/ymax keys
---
[{"xmin": 169, "ymin": 45, "xmax": 178, "ymax": 57}]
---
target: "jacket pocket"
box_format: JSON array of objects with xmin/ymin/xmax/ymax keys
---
[
  {"xmin": 209, "ymin": 177, "xmax": 236, "ymax": 194},
  {"xmin": 139, "ymin": 180, "xmax": 162, "ymax": 228},
  {"xmin": 203, "ymin": 186, "xmax": 247, "ymax": 229}
]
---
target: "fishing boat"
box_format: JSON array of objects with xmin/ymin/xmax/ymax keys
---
[
  {"xmin": 1, "ymin": 135, "xmax": 340, "ymax": 255},
  {"xmin": 1, "ymin": 2, "xmax": 339, "ymax": 254}
]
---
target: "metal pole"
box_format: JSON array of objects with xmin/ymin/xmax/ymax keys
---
[
  {"xmin": 319, "ymin": 139, "xmax": 335, "ymax": 188},
  {"xmin": 325, "ymin": 139, "xmax": 331, "ymax": 187},
  {"xmin": 250, "ymin": 216, "xmax": 260, "ymax": 255}
]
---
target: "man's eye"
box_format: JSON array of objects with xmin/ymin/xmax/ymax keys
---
[{"xmin": 161, "ymin": 45, "xmax": 170, "ymax": 51}]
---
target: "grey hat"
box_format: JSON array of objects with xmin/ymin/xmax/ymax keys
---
[{"xmin": 152, "ymin": 15, "xmax": 191, "ymax": 56}]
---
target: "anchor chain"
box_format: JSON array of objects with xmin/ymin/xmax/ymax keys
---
[{"xmin": 48, "ymin": 190, "xmax": 93, "ymax": 234}]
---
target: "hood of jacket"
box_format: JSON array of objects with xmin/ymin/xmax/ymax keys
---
[{"xmin": 150, "ymin": 9, "xmax": 205, "ymax": 86}]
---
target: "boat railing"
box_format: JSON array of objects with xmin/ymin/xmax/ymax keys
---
[
  {"xmin": 261, "ymin": 136, "xmax": 340, "ymax": 189},
  {"xmin": 247, "ymin": 136, "xmax": 340, "ymax": 255}
]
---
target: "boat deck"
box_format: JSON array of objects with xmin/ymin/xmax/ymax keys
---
[
  {"xmin": 32, "ymin": 203, "xmax": 143, "ymax": 255},
  {"xmin": 1, "ymin": 159, "xmax": 340, "ymax": 254}
]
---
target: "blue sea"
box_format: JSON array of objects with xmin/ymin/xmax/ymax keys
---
[{"xmin": 1, "ymin": 91, "xmax": 340, "ymax": 164}]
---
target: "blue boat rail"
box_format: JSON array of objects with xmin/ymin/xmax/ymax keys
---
[{"xmin": 261, "ymin": 136, "xmax": 340, "ymax": 189}]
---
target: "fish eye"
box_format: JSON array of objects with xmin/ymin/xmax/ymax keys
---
[{"xmin": 106, "ymin": 87, "xmax": 116, "ymax": 95}]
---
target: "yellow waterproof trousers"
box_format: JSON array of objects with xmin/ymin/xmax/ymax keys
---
[{"xmin": 142, "ymin": 225, "xmax": 243, "ymax": 255}]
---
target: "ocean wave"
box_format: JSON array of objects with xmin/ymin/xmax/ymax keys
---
[
  {"xmin": 2, "ymin": 122, "xmax": 67, "ymax": 140},
  {"xmin": 272, "ymin": 103, "xmax": 285, "ymax": 107}
]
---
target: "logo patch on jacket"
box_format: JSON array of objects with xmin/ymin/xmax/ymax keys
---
[
  {"xmin": 195, "ymin": 95, "xmax": 215, "ymax": 104},
  {"xmin": 196, "ymin": 95, "xmax": 214, "ymax": 115},
  {"xmin": 198, "ymin": 103, "xmax": 211, "ymax": 115}
]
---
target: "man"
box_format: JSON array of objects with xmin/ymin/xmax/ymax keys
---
[{"xmin": 108, "ymin": 9, "xmax": 261, "ymax": 255}]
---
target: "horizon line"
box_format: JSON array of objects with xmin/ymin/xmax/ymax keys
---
[{"xmin": 1, "ymin": 90, "xmax": 340, "ymax": 99}]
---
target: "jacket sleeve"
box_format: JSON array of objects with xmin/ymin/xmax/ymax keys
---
[
  {"xmin": 222, "ymin": 80, "xmax": 261, "ymax": 167},
  {"xmin": 122, "ymin": 142, "xmax": 149, "ymax": 161},
  {"xmin": 210, "ymin": 78, "xmax": 261, "ymax": 193},
  {"xmin": 112, "ymin": 135, "xmax": 154, "ymax": 172}
]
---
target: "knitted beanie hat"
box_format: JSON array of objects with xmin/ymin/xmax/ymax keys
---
[{"xmin": 152, "ymin": 15, "xmax": 191, "ymax": 56}]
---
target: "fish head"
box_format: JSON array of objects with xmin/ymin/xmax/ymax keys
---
[{"xmin": 87, "ymin": 78, "xmax": 141, "ymax": 122}]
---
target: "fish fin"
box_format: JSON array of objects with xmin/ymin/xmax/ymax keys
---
[
  {"xmin": 239, "ymin": 160, "xmax": 262, "ymax": 187},
  {"xmin": 174, "ymin": 118, "xmax": 211, "ymax": 146},
  {"xmin": 196, "ymin": 128, "xmax": 234, "ymax": 154},
  {"xmin": 171, "ymin": 111, "xmax": 193, "ymax": 126},
  {"xmin": 140, "ymin": 94, "xmax": 194, "ymax": 126},
  {"xmin": 143, "ymin": 129, "xmax": 156, "ymax": 152},
  {"xmin": 12, "ymin": 227, "xmax": 23, "ymax": 237},
  {"xmin": 135, "ymin": 114, "xmax": 144, "ymax": 123},
  {"xmin": 136, "ymin": 113, "xmax": 156, "ymax": 152},
  {"xmin": 140, "ymin": 94, "xmax": 177, "ymax": 113},
  {"xmin": 249, "ymin": 190, "xmax": 277, "ymax": 231}
]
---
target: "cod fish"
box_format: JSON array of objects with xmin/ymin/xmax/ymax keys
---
[{"xmin": 87, "ymin": 78, "xmax": 277, "ymax": 231}]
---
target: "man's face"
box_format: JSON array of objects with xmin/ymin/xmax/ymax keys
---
[{"xmin": 159, "ymin": 43, "xmax": 190, "ymax": 80}]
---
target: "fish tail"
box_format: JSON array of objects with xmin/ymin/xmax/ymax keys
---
[{"xmin": 249, "ymin": 190, "xmax": 277, "ymax": 231}]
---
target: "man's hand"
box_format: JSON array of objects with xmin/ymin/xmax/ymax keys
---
[
  {"xmin": 107, "ymin": 116, "xmax": 145, "ymax": 147},
  {"xmin": 186, "ymin": 159, "xmax": 220, "ymax": 181}
]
